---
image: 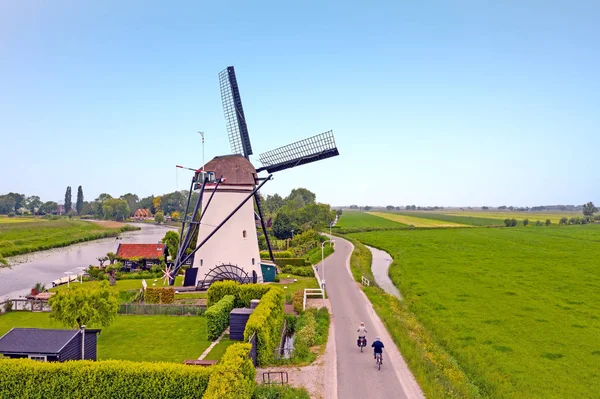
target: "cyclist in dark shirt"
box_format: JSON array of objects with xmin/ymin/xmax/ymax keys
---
[{"xmin": 371, "ymin": 336, "xmax": 384, "ymax": 363}]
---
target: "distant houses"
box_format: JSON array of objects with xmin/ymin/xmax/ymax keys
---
[
  {"xmin": 133, "ymin": 208, "xmax": 152, "ymax": 221},
  {"xmin": 116, "ymin": 243, "xmax": 166, "ymax": 271},
  {"xmin": 0, "ymin": 327, "xmax": 100, "ymax": 362}
]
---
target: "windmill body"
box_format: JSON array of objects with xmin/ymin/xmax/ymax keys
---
[
  {"xmin": 192, "ymin": 155, "xmax": 263, "ymax": 284},
  {"xmin": 172, "ymin": 66, "xmax": 339, "ymax": 289}
]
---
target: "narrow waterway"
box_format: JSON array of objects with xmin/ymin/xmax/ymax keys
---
[
  {"xmin": 366, "ymin": 245, "xmax": 402, "ymax": 299},
  {"xmin": 0, "ymin": 223, "xmax": 173, "ymax": 300}
]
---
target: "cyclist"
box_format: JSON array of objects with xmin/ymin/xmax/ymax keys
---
[
  {"xmin": 372, "ymin": 336, "xmax": 384, "ymax": 364},
  {"xmin": 357, "ymin": 322, "xmax": 368, "ymax": 347}
]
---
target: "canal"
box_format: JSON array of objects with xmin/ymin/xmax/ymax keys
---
[{"xmin": 0, "ymin": 223, "xmax": 173, "ymax": 300}]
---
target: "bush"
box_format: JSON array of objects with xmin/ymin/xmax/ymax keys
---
[
  {"xmin": 285, "ymin": 292, "xmax": 293, "ymax": 305},
  {"xmin": 523, "ymin": 219, "xmax": 529, "ymax": 227},
  {"xmin": 504, "ymin": 218, "xmax": 511, "ymax": 227},
  {"xmin": 207, "ymin": 281, "xmax": 272, "ymax": 308},
  {"xmin": 87, "ymin": 266, "xmax": 104, "ymax": 280},
  {"xmin": 260, "ymin": 250, "xmax": 293, "ymax": 259},
  {"xmin": 3, "ymin": 300, "xmax": 13, "ymax": 312},
  {"xmin": 243, "ymin": 287, "xmax": 285, "ymax": 366},
  {"xmin": 206, "ymin": 295, "xmax": 235, "ymax": 340},
  {"xmin": 559, "ymin": 217, "xmax": 568, "ymax": 225},
  {"xmin": 280, "ymin": 265, "xmax": 314, "ymax": 277},
  {"xmin": 7, "ymin": 212, "xmax": 15, "ymax": 217},
  {"xmin": 204, "ymin": 343, "xmax": 255, "ymax": 399},
  {"xmin": 292, "ymin": 290, "xmax": 304, "ymax": 314},
  {"xmin": 0, "ymin": 359, "xmax": 212, "ymax": 399},
  {"xmin": 144, "ymin": 287, "xmax": 174, "ymax": 304},
  {"xmin": 546, "ymin": 219, "xmax": 552, "ymax": 226},
  {"xmin": 511, "ymin": 218, "xmax": 517, "ymax": 227},
  {"xmin": 273, "ymin": 275, "xmax": 280, "ymax": 283}
]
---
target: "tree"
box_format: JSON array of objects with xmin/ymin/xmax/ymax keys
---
[
  {"xmin": 272, "ymin": 209, "xmax": 299, "ymax": 239},
  {"xmin": 171, "ymin": 211, "xmax": 180, "ymax": 221},
  {"xmin": 264, "ymin": 194, "xmax": 285, "ymax": 214},
  {"xmin": 102, "ymin": 204, "xmax": 114, "ymax": 220},
  {"xmin": 386, "ymin": 205, "xmax": 395, "ymax": 211},
  {"xmin": 583, "ymin": 202, "xmax": 597, "ymax": 217},
  {"xmin": 559, "ymin": 217, "xmax": 568, "ymax": 225},
  {"xmin": 25, "ymin": 196, "xmax": 42, "ymax": 215},
  {"xmin": 364, "ymin": 206, "xmax": 372, "ymax": 211},
  {"xmin": 523, "ymin": 219, "xmax": 529, "ymax": 227},
  {"xmin": 76, "ymin": 186, "xmax": 84, "ymax": 215},
  {"xmin": 97, "ymin": 256, "xmax": 108, "ymax": 267},
  {"xmin": 511, "ymin": 219, "xmax": 517, "ymax": 227},
  {"xmin": 155, "ymin": 211, "xmax": 165, "ymax": 224},
  {"xmin": 336, "ymin": 209, "xmax": 343, "ymax": 217},
  {"xmin": 119, "ymin": 193, "xmax": 139, "ymax": 216},
  {"xmin": 349, "ymin": 205, "xmax": 359, "ymax": 209},
  {"xmin": 153, "ymin": 196, "xmax": 162, "ymax": 212},
  {"xmin": 286, "ymin": 188, "xmax": 316, "ymax": 205},
  {"xmin": 49, "ymin": 282, "xmax": 119, "ymax": 329},
  {"xmin": 64, "ymin": 186, "xmax": 72, "ymax": 214},
  {"xmin": 546, "ymin": 219, "xmax": 551, "ymax": 226},
  {"xmin": 504, "ymin": 218, "xmax": 511, "ymax": 227},
  {"xmin": 162, "ymin": 231, "xmax": 180, "ymax": 261},
  {"xmin": 39, "ymin": 201, "xmax": 58, "ymax": 215},
  {"xmin": 113, "ymin": 200, "xmax": 130, "ymax": 221},
  {"xmin": 105, "ymin": 263, "xmax": 120, "ymax": 286},
  {"xmin": 106, "ymin": 252, "xmax": 117, "ymax": 265},
  {"xmin": 482, "ymin": 206, "xmax": 489, "ymax": 210}
]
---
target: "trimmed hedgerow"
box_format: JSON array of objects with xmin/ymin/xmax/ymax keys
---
[
  {"xmin": 207, "ymin": 282, "xmax": 271, "ymax": 308},
  {"xmin": 260, "ymin": 250, "xmax": 293, "ymax": 258},
  {"xmin": 145, "ymin": 287, "xmax": 174, "ymax": 304},
  {"xmin": 243, "ymin": 287, "xmax": 285, "ymax": 366},
  {"xmin": 272, "ymin": 258, "xmax": 307, "ymax": 267},
  {"xmin": 204, "ymin": 343, "xmax": 256, "ymax": 399},
  {"xmin": 0, "ymin": 358, "xmax": 212, "ymax": 399},
  {"xmin": 292, "ymin": 289, "xmax": 304, "ymax": 314},
  {"xmin": 206, "ymin": 295, "xmax": 235, "ymax": 340},
  {"xmin": 280, "ymin": 265, "xmax": 314, "ymax": 277}
]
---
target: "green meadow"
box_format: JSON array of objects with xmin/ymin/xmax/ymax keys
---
[
  {"xmin": 397, "ymin": 211, "xmax": 505, "ymax": 226},
  {"xmin": 348, "ymin": 225, "xmax": 600, "ymax": 398},
  {"xmin": 335, "ymin": 211, "xmax": 406, "ymax": 228}
]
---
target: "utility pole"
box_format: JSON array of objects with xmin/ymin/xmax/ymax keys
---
[{"xmin": 198, "ymin": 131, "xmax": 205, "ymax": 170}]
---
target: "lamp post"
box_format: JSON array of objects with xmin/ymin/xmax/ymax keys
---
[
  {"xmin": 291, "ymin": 230, "xmax": 294, "ymax": 239},
  {"xmin": 321, "ymin": 240, "xmax": 334, "ymax": 292},
  {"xmin": 64, "ymin": 271, "xmax": 72, "ymax": 288}
]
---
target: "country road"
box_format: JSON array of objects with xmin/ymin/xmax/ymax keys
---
[{"xmin": 319, "ymin": 235, "xmax": 424, "ymax": 399}]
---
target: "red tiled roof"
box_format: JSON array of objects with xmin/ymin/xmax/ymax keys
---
[{"xmin": 116, "ymin": 244, "xmax": 165, "ymax": 259}]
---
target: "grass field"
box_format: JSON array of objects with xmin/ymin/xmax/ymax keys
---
[
  {"xmin": 348, "ymin": 225, "xmax": 600, "ymax": 398},
  {"xmin": 441, "ymin": 211, "xmax": 581, "ymax": 223},
  {"xmin": 368, "ymin": 212, "xmax": 467, "ymax": 227},
  {"xmin": 0, "ymin": 312, "xmax": 210, "ymax": 362},
  {"xmin": 203, "ymin": 334, "xmax": 235, "ymax": 361},
  {"xmin": 397, "ymin": 212, "xmax": 505, "ymax": 226},
  {"xmin": 335, "ymin": 211, "xmax": 406, "ymax": 228},
  {"xmin": 0, "ymin": 219, "xmax": 138, "ymax": 261}
]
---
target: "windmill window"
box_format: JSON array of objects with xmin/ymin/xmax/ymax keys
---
[
  {"xmin": 243, "ymin": 230, "xmax": 247, "ymax": 238},
  {"xmin": 252, "ymin": 258, "xmax": 255, "ymax": 265},
  {"xmin": 200, "ymin": 259, "xmax": 203, "ymax": 266}
]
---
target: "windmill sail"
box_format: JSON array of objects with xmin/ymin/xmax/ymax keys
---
[
  {"xmin": 256, "ymin": 131, "xmax": 339, "ymax": 173},
  {"xmin": 219, "ymin": 66, "xmax": 253, "ymax": 158}
]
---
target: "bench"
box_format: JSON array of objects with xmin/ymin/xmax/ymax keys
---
[{"xmin": 183, "ymin": 360, "xmax": 217, "ymax": 367}]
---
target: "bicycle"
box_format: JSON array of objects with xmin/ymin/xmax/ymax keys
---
[
  {"xmin": 375, "ymin": 353, "xmax": 382, "ymax": 370},
  {"xmin": 357, "ymin": 336, "xmax": 367, "ymax": 352}
]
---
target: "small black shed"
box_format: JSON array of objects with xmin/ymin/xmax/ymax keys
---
[
  {"xmin": 229, "ymin": 308, "xmax": 254, "ymax": 341},
  {"xmin": 0, "ymin": 328, "xmax": 101, "ymax": 362}
]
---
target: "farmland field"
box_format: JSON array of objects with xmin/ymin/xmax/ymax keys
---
[
  {"xmin": 396, "ymin": 212, "xmax": 504, "ymax": 226},
  {"xmin": 441, "ymin": 211, "xmax": 581, "ymax": 223},
  {"xmin": 367, "ymin": 212, "xmax": 467, "ymax": 227},
  {"xmin": 348, "ymin": 225, "xmax": 600, "ymax": 398},
  {"xmin": 0, "ymin": 312, "xmax": 211, "ymax": 362},
  {"xmin": 0, "ymin": 219, "xmax": 138, "ymax": 260},
  {"xmin": 335, "ymin": 211, "xmax": 406, "ymax": 228}
]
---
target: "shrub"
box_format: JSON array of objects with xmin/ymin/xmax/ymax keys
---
[
  {"xmin": 144, "ymin": 287, "xmax": 174, "ymax": 304},
  {"xmin": 285, "ymin": 292, "xmax": 293, "ymax": 305},
  {"xmin": 535, "ymin": 220, "xmax": 542, "ymax": 227},
  {"xmin": 546, "ymin": 219, "xmax": 552, "ymax": 226},
  {"xmin": 206, "ymin": 295, "xmax": 235, "ymax": 340},
  {"xmin": 292, "ymin": 308, "xmax": 330, "ymax": 361},
  {"xmin": 559, "ymin": 217, "xmax": 568, "ymax": 225},
  {"xmin": 292, "ymin": 290, "xmax": 304, "ymax": 314},
  {"xmin": 260, "ymin": 250, "xmax": 293, "ymax": 259},
  {"xmin": 204, "ymin": 343, "xmax": 255, "ymax": 399},
  {"xmin": 280, "ymin": 265, "xmax": 314, "ymax": 277},
  {"xmin": 504, "ymin": 218, "xmax": 511, "ymax": 227},
  {"xmin": 3, "ymin": 300, "xmax": 13, "ymax": 313},
  {"xmin": 523, "ymin": 219, "xmax": 529, "ymax": 227},
  {"xmin": 87, "ymin": 266, "xmax": 104, "ymax": 280},
  {"xmin": 0, "ymin": 359, "xmax": 212, "ymax": 399},
  {"xmin": 273, "ymin": 274, "xmax": 280, "ymax": 283},
  {"xmin": 7, "ymin": 212, "xmax": 15, "ymax": 217},
  {"xmin": 207, "ymin": 281, "xmax": 272, "ymax": 308},
  {"xmin": 243, "ymin": 287, "xmax": 285, "ymax": 365}
]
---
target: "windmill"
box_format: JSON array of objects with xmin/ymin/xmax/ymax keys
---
[{"xmin": 170, "ymin": 66, "xmax": 339, "ymax": 289}]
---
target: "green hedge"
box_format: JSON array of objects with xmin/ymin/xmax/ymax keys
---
[
  {"xmin": 272, "ymin": 258, "xmax": 307, "ymax": 267},
  {"xmin": 204, "ymin": 343, "xmax": 256, "ymax": 399},
  {"xmin": 260, "ymin": 250, "xmax": 293, "ymax": 258},
  {"xmin": 280, "ymin": 265, "xmax": 314, "ymax": 277},
  {"xmin": 292, "ymin": 290, "xmax": 304, "ymax": 314},
  {"xmin": 0, "ymin": 359, "xmax": 212, "ymax": 399},
  {"xmin": 206, "ymin": 295, "xmax": 236, "ymax": 340},
  {"xmin": 207, "ymin": 281, "xmax": 272, "ymax": 308},
  {"xmin": 243, "ymin": 287, "xmax": 285, "ymax": 366},
  {"xmin": 145, "ymin": 287, "xmax": 174, "ymax": 304}
]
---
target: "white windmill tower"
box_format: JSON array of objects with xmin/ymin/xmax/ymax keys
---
[{"xmin": 170, "ymin": 66, "xmax": 339, "ymax": 290}]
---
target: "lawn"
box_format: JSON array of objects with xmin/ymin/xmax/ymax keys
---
[
  {"xmin": 335, "ymin": 211, "xmax": 407, "ymax": 228},
  {"xmin": 0, "ymin": 219, "xmax": 138, "ymax": 260},
  {"xmin": 441, "ymin": 211, "xmax": 581, "ymax": 223},
  {"xmin": 0, "ymin": 312, "xmax": 211, "ymax": 362},
  {"xmin": 348, "ymin": 225, "xmax": 600, "ymax": 399},
  {"xmin": 397, "ymin": 211, "xmax": 504, "ymax": 226},
  {"xmin": 0, "ymin": 216, "xmax": 40, "ymax": 224},
  {"xmin": 203, "ymin": 334, "xmax": 236, "ymax": 361},
  {"xmin": 367, "ymin": 212, "xmax": 467, "ymax": 227},
  {"xmin": 275, "ymin": 274, "xmax": 320, "ymax": 293}
]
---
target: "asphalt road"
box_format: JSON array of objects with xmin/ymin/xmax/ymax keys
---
[{"xmin": 319, "ymin": 235, "xmax": 424, "ymax": 399}]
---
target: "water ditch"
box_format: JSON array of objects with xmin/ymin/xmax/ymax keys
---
[{"xmin": 366, "ymin": 245, "xmax": 402, "ymax": 299}]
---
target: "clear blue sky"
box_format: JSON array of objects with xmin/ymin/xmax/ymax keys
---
[{"xmin": 1, "ymin": 1, "xmax": 598, "ymax": 207}]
